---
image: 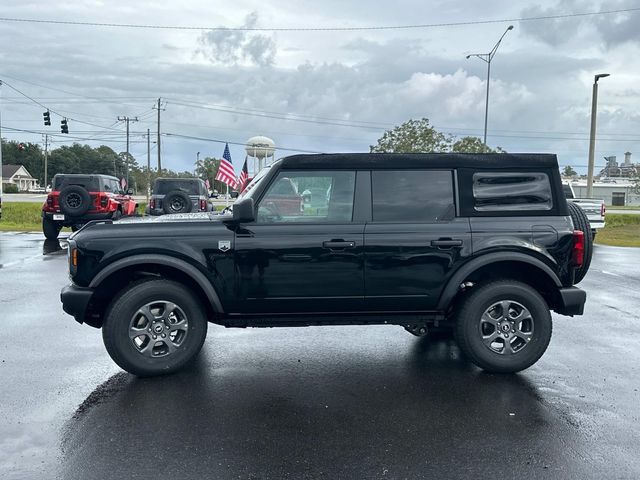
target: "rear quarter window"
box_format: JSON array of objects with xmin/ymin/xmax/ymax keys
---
[{"xmin": 472, "ymin": 172, "xmax": 553, "ymax": 212}]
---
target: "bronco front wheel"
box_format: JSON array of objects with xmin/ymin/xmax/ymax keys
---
[
  {"xmin": 454, "ymin": 280, "xmax": 552, "ymax": 373},
  {"xmin": 102, "ymin": 279, "xmax": 208, "ymax": 376}
]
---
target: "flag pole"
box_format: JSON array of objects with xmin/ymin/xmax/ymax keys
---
[{"xmin": 226, "ymin": 183, "xmax": 229, "ymax": 207}]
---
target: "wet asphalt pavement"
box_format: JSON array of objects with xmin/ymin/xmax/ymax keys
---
[{"xmin": 1, "ymin": 232, "xmax": 639, "ymax": 479}]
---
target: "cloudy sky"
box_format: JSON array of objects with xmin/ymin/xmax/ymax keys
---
[{"xmin": 1, "ymin": 0, "xmax": 639, "ymax": 175}]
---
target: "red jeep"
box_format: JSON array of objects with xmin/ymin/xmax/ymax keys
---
[{"xmin": 42, "ymin": 174, "xmax": 137, "ymax": 240}]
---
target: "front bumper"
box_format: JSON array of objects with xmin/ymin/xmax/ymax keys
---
[
  {"xmin": 61, "ymin": 284, "xmax": 94, "ymax": 325},
  {"xmin": 554, "ymin": 286, "xmax": 587, "ymax": 316}
]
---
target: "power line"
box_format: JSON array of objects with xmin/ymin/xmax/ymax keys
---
[
  {"xmin": 164, "ymin": 132, "xmax": 324, "ymax": 154},
  {"xmin": 0, "ymin": 79, "xmax": 124, "ymax": 132},
  {"xmin": 0, "ymin": 7, "xmax": 638, "ymax": 31}
]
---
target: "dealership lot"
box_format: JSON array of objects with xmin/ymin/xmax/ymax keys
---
[{"xmin": 1, "ymin": 233, "xmax": 639, "ymax": 479}]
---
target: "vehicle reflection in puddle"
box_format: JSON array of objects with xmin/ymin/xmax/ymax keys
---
[{"xmin": 43, "ymin": 237, "xmax": 69, "ymax": 255}]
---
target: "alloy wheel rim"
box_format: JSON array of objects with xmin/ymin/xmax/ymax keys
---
[
  {"xmin": 479, "ymin": 300, "xmax": 534, "ymax": 355},
  {"xmin": 171, "ymin": 198, "xmax": 184, "ymax": 211},
  {"xmin": 66, "ymin": 193, "xmax": 82, "ymax": 209},
  {"xmin": 129, "ymin": 301, "xmax": 189, "ymax": 358}
]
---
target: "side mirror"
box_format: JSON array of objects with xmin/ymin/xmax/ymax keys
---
[
  {"xmin": 230, "ymin": 191, "xmax": 239, "ymax": 199},
  {"xmin": 126, "ymin": 188, "xmax": 134, "ymax": 195},
  {"xmin": 232, "ymin": 198, "xmax": 255, "ymax": 223}
]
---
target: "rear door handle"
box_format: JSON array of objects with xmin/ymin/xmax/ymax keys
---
[
  {"xmin": 431, "ymin": 238, "xmax": 463, "ymax": 248},
  {"xmin": 323, "ymin": 240, "xmax": 356, "ymax": 250}
]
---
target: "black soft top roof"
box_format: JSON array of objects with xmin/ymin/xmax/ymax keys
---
[{"xmin": 279, "ymin": 153, "xmax": 558, "ymax": 170}]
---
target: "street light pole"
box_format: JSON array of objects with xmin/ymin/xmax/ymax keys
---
[
  {"xmin": 466, "ymin": 25, "xmax": 514, "ymax": 145},
  {"xmin": 586, "ymin": 73, "xmax": 610, "ymax": 198}
]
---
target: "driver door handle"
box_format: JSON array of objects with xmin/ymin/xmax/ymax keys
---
[
  {"xmin": 323, "ymin": 240, "xmax": 356, "ymax": 250},
  {"xmin": 431, "ymin": 238, "xmax": 463, "ymax": 248}
]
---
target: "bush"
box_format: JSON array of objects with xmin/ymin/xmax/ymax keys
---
[{"xmin": 3, "ymin": 184, "xmax": 19, "ymax": 193}]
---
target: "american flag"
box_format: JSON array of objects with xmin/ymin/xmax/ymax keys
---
[
  {"xmin": 215, "ymin": 143, "xmax": 238, "ymax": 188},
  {"xmin": 237, "ymin": 157, "xmax": 249, "ymax": 192}
]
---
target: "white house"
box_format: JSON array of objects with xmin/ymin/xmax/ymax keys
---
[{"xmin": 2, "ymin": 164, "xmax": 38, "ymax": 192}]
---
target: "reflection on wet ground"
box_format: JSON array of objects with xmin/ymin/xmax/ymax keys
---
[
  {"xmin": 0, "ymin": 232, "xmax": 68, "ymax": 267},
  {"xmin": 58, "ymin": 335, "xmax": 595, "ymax": 480}
]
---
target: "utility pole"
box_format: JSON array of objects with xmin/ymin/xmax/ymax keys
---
[
  {"xmin": 586, "ymin": 73, "xmax": 610, "ymax": 198},
  {"xmin": 154, "ymin": 98, "xmax": 164, "ymax": 172},
  {"xmin": 117, "ymin": 115, "xmax": 138, "ymax": 186},
  {"xmin": 146, "ymin": 128, "xmax": 151, "ymax": 205},
  {"xmin": 43, "ymin": 134, "xmax": 49, "ymax": 190}
]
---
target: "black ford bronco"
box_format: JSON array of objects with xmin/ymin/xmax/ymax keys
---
[{"xmin": 61, "ymin": 153, "xmax": 589, "ymax": 376}]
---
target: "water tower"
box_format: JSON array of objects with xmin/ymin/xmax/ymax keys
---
[{"xmin": 245, "ymin": 136, "xmax": 276, "ymax": 176}]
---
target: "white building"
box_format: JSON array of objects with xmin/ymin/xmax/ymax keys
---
[
  {"xmin": 570, "ymin": 180, "xmax": 640, "ymax": 206},
  {"xmin": 2, "ymin": 164, "xmax": 38, "ymax": 192}
]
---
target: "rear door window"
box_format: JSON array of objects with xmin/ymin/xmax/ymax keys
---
[
  {"xmin": 371, "ymin": 170, "xmax": 454, "ymax": 222},
  {"xmin": 154, "ymin": 180, "xmax": 200, "ymax": 195},
  {"xmin": 472, "ymin": 172, "xmax": 552, "ymax": 211},
  {"xmin": 53, "ymin": 176, "xmax": 100, "ymax": 192}
]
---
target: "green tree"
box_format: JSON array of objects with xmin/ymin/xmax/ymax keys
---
[
  {"xmin": 451, "ymin": 136, "xmax": 494, "ymax": 153},
  {"xmin": 370, "ymin": 118, "xmax": 502, "ymax": 154},
  {"xmin": 562, "ymin": 165, "xmax": 577, "ymax": 177},
  {"xmin": 0, "ymin": 140, "xmax": 45, "ymax": 184},
  {"xmin": 370, "ymin": 118, "xmax": 452, "ymax": 153}
]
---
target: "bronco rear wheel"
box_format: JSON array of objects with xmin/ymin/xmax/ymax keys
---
[
  {"xmin": 102, "ymin": 279, "xmax": 208, "ymax": 376},
  {"xmin": 454, "ymin": 280, "xmax": 552, "ymax": 373}
]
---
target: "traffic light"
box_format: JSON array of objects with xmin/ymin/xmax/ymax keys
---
[
  {"xmin": 43, "ymin": 111, "xmax": 51, "ymax": 126},
  {"xmin": 61, "ymin": 119, "xmax": 69, "ymax": 134}
]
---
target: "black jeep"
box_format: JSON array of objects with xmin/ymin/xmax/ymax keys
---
[
  {"xmin": 61, "ymin": 153, "xmax": 589, "ymax": 376},
  {"xmin": 147, "ymin": 177, "xmax": 212, "ymax": 215}
]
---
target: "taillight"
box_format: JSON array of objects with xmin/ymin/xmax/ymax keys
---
[
  {"xmin": 572, "ymin": 230, "xmax": 585, "ymax": 267},
  {"xmin": 150, "ymin": 199, "xmax": 156, "ymax": 209},
  {"xmin": 46, "ymin": 194, "xmax": 53, "ymax": 206},
  {"xmin": 200, "ymin": 199, "xmax": 206, "ymax": 210},
  {"xmin": 601, "ymin": 203, "xmax": 606, "ymax": 217}
]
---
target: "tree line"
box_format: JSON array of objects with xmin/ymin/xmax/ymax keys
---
[{"xmin": 0, "ymin": 140, "xmax": 231, "ymax": 193}]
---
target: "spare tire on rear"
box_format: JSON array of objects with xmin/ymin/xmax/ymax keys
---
[
  {"xmin": 59, "ymin": 185, "xmax": 91, "ymax": 217},
  {"xmin": 163, "ymin": 190, "xmax": 193, "ymax": 214},
  {"xmin": 567, "ymin": 202, "xmax": 593, "ymax": 284}
]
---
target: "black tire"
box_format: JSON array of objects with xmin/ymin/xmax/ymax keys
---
[
  {"xmin": 454, "ymin": 280, "xmax": 552, "ymax": 373},
  {"xmin": 163, "ymin": 190, "xmax": 193, "ymax": 214},
  {"xmin": 59, "ymin": 185, "xmax": 91, "ymax": 216},
  {"xmin": 102, "ymin": 279, "xmax": 208, "ymax": 377},
  {"xmin": 567, "ymin": 202, "xmax": 593, "ymax": 284},
  {"xmin": 112, "ymin": 209, "xmax": 122, "ymax": 221},
  {"xmin": 42, "ymin": 216, "xmax": 62, "ymax": 240}
]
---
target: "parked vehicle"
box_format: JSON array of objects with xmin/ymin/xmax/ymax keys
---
[
  {"xmin": 563, "ymin": 182, "xmax": 605, "ymax": 238},
  {"xmin": 147, "ymin": 178, "xmax": 212, "ymax": 215},
  {"xmin": 61, "ymin": 153, "xmax": 589, "ymax": 376},
  {"xmin": 42, "ymin": 174, "xmax": 136, "ymax": 240}
]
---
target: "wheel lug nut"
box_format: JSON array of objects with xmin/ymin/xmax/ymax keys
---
[
  {"xmin": 153, "ymin": 335, "xmax": 157, "ymax": 339},
  {"xmin": 162, "ymin": 334, "xmax": 166, "ymax": 338}
]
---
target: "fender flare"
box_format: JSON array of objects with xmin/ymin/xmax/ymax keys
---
[
  {"xmin": 89, "ymin": 254, "xmax": 223, "ymax": 313},
  {"xmin": 436, "ymin": 252, "xmax": 562, "ymax": 310}
]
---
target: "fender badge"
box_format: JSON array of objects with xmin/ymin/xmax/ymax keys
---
[{"xmin": 218, "ymin": 240, "xmax": 231, "ymax": 252}]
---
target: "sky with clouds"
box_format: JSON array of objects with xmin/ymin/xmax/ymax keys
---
[{"xmin": 1, "ymin": 0, "xmax": 639, "ymax": 175}]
